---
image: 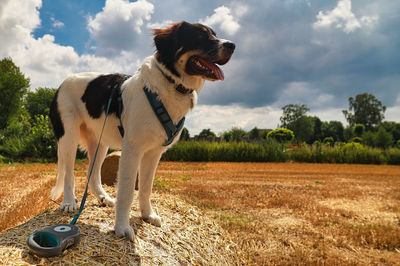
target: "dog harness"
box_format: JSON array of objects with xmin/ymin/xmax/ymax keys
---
[
  {"xmin": 112, "ymin": 75, "xmax": 130, "ymax": 138},
  {"xmin": 143, "ymin": 87, "xmax": 185, "ymax": 146},
  {"xmin": 107, "ymin": 73, "xmax": 184, "ymax": 146}
]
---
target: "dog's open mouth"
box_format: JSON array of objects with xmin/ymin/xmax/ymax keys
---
[{"xmin": 186, "ymin": 56, "xmax": 229, "ymax": 80}]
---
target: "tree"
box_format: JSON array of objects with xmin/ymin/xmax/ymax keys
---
[
  {"xmin": 267, "ymin": 128, "xmax": 294, "ymax": 142},
  {"xmin": 342, "ymin": 93, "xmax": 386, "ymax": 130},
  {"xmin": 179, "ymin": 127, "xmax": 190, "ymax": 141},
  {"xmin": 362, "ymin": 126, "xmax": 393, "ymax": 148},
  {"xmin": 196, "ymin": 128, "xmax": 216, "ymax": 141},
  {"xmin": 374, "ymin": 126, "xmax": 393, "ymax": 149},
  {"xmin": 381, "ymin": 121, "xmax": 400, "ymax": 141},
  {"xmin": 248, "ymin": 127, "xmax": 261, "ymax": 140},
  {"xmin": 222, "ymin": 127, "xmax": 246, "ymax": 142},
  {"xmin": 24, "ymin": 87, "xmax": 57, "ymax": 120},
  {"xmin": 292, "ymin": 116, "xmax": 314, "ymax": 143},
  {"xmin": 280, "ymin": 104, "xmax": 310, "ymax": 129},
  {"xmin": 321, "ymin": 121, "xmax": 344, "ymax": 142},
  {"xmin": 312, "ymin": 116, "xmax": 322, "ymax": 142},
  {"xmin": 0, "ymin": 57, "xmax": 30, "ymax": 129}
]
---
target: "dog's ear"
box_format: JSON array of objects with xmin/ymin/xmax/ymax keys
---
[{"xmin": 153, "ymin": 22, "xmax": 189, "ymax": 77}]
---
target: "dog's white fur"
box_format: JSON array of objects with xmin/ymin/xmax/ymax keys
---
[{"xmin": 51, "ymin": 56, "xmax": 204, "ymax": 241}]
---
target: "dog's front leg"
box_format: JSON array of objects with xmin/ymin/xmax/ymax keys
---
[
  {"xmin": 139, "ymin": 149, "xmax": 163, "ymax": 227},
  {"xmin": 114, "ymin": 144, "xmax": 143, "ymax": 242}
]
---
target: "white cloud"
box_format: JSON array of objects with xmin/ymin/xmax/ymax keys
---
[
  {"xmin": 0, "ymin": 0, "xmax": 41, "ymax": 55},
  {"xmin": 0, "ymin": 0, "xmax": 144, "ymax": 90},
  {"xmin": 87, "ymin": 0, "xmax": 154, "ymax": 56},
  {"xmin": 310, "ymin": 108, "xmax": 347, "ymax": 125},
  {"xmin": 186, "ymin": 104, "xmax": 282, "ymax": 135},
  {"xmin": 147, "ymin": 20, "xmax": 173, "ymax": 30},
  {"xmin": 385, "ymin": 94, "xmax": 400, "ymax": 122},
  {"xmin": 50, "ymin": 17, "xmax": 64, "ymax": 29},
  {"xmin": 313, "ymin": 0, "xmax": 378, "ymax": 33},
  {"xmin": 200, "ymin": 6, "xmax": 242, "ymax": 36},
  {"xmin": 0, "ymin": 0, "xmax": 77, "ymax": 89}
]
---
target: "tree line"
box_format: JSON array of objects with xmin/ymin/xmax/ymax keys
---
[
  {"xmin": 0, "ymin": 57, "xmax": 399, "ymax": 161},
  {"xmin": 184, "ymin": 96, "xmax": 399, "ymax": 149}
]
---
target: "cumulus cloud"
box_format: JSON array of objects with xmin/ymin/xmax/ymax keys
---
[
  {"xmin": 0, "ymin": 0, "xmax": 41, "ymax": 55},
  {"xmin": 0, "ymin": 0, "xmax": 144, "ymax": 89},
  {"xmin": 313, "ymin": 0, "xmax": 378, "ymax": 33},
  {"xmin": 87, "ymin": 0, "xmax": 154, "ymax": 56},
  {"xmin": 200, "ymin": 6, "xmax": 242, "ymax": 36},
  {"xmin": 186, "ymin": 104, "xmax": 282, "ymax": 135},
  {"xmin": 0, "ymin": 0, "xmax": 77, "ymax": 88}
]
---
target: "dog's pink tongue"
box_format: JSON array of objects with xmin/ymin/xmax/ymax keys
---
[
  {"xmin": 198, "ymin": 57, "xmax": 224, "ymax": 80},
  {"xmin": 211, "ymin": 63, "xmax": 224, "ymax": 80}
]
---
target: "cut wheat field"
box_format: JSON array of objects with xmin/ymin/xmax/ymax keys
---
[{"xmin": 1, "ymin": 162, "xmax": 400, "ymax": 265}]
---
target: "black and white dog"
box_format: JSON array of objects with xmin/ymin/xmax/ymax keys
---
[{"xmin": 49, "ymin": 21, "xmax": 235, "ymax": 241}]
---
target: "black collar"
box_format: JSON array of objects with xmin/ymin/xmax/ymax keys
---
[{"xmin": 154, "ymin": 62, "xmax": 194, "ymax": 95}]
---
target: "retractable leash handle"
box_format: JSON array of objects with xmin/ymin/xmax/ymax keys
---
[
  {"xmin": 27, "ymin": 224, "xmax": 80, "ymax": 257},
  {"xmin": 27, "ymin": 91, "xmax": 116, "ymax": 257}
]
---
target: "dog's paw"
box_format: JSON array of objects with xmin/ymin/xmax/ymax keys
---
[
  {"xmin": 114, "ymin": 223, "xmax": 135, "ymax": 242},
  {"xmin": 99, "ymin": 195, "xmax": 116, "ymax": 207},
  {"xmin": 143, "ymin": 214, "xmax": 162, "ymax": 227},
  {"xmin": 60, "ymin": 198, "xmax": 78, "ymax": 212}
]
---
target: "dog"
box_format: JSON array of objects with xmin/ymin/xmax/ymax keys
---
[{"xmin": 49, "ymin": 21, "xmax": 235, "ymax": 241}]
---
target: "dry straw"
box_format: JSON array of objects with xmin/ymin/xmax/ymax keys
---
[{"xmin": 0, "ymin": 189, "xmax": 242, "ymax": 265}]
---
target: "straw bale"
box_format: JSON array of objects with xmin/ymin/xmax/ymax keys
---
[
  {"xmin": 101, "ymin": 151, "xmax": 138, "ymax": 190},
  {"xmin": 101, "ymin": 151, "xmax": 120, "ymax": 186},
  {"xmin": 0, "ymin": 187, "xmax": 241, "ymax": 265}
]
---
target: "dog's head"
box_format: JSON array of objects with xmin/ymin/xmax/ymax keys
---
[{"xmin": 153, "ymin": 21, "xmax": 235, "ymax": 81}]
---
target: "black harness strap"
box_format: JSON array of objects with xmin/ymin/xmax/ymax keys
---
[
  {"xmin": 109, "ymin": 74, "xmax": 130, "ymax": 138},
  {"xmin": 143, "ymin": 87, "xmax": 185, "ymax": 146}
]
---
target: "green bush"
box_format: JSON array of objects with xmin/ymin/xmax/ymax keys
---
[
  {"xmin": 354, "ymin": 124, "xmax": 365, "ymax": 137},
  {"xmin": 0, "ymin": 111, "xmax": 31, "ymax": 159},
  {"xmin": 289, "ymin": 144, "xmax": 313, "ymax": 162},
  {"xmin": 350, "ymin": 137, "xmax": 363, "ymax": 143},
  {"xmin": 386, "ymin": 148, "xmax": 400, "ymax": 165},
  {"xmin": 24, "ymin": 115, "xmax": 57, "ymax": 158},
  {"xmin": 267, "ymin": 128, "xmax": 294, "ymax": 143},
  {"xmin": 0, "ymin": 114, "xmax": 57, "ymax": 160},
  {"xmin": 340, "ymin": 142, "xmax": 385, "ymax": 164}
]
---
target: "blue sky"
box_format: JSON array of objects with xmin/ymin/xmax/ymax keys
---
[
  {"xmin": 33, "ymin": 1, "xmax": 104, "ymax": 54},
  {"xmin": 1, "ymin": 0, "xmax": 399, "ymax": 134}
]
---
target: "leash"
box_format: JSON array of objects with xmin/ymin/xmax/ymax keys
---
[
  {"xmin": 27, "ymin": 79, "xmax": 182, "ymax": 257},
  {"xmin": 27, "ymin": 83, "xmax": 120, "ymax": 257}
]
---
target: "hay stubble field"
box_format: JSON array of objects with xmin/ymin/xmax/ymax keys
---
[{"xmin": 1, "ymin": 162, "xmax": 400, "ymax": 265}]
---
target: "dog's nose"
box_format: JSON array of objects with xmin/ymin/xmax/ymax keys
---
[{"xmin": 223, "ymin": 41, "xmax": 235, "ymax": 51}]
